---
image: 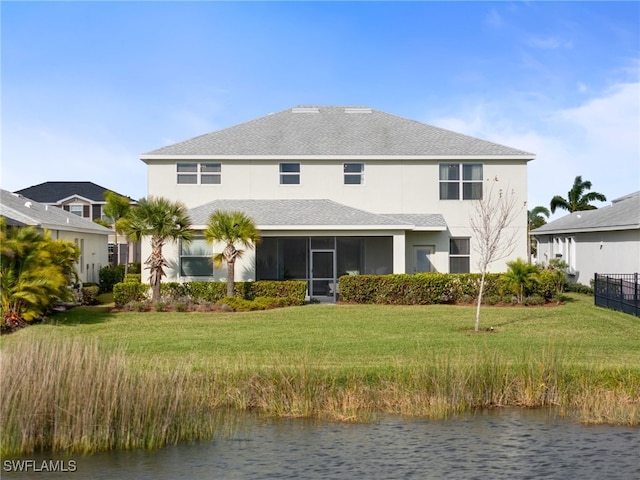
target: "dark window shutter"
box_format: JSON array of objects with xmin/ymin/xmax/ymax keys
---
[
  {"xmin": 83, "ymin": 205, "xmax": 90, "ymax": 217},
  {"xmin": 63, "ymin": 205, "xmax": 70, "ymax": 211},
  {"xmin": 92, "ymin": 205, "xmax": 101, "ymax": 220}
]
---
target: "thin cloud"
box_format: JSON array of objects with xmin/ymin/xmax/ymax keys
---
[{"xmin": 525, "ymin": 35, "xmax": 573, "ymax": 50}]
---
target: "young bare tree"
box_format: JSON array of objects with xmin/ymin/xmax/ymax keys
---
[{"xmin": 470, "ymin": 178, "xmax": 525, "ymax": 332}]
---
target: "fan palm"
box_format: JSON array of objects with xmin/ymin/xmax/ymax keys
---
[
  {"xmin": 204, "ymin": 210, "xmax": 261, "ymax": 297},
  {"xmin": 125, "ymin": 197, "xmax": 193, "ymax": 303},
  {"xmin": 103, "ymin": 190, "xmax": 133, "ymax": 271},
  {"xmin": 550, "ymin": 176, "xmax": 607, "ymax": 214},
  {"xmin": 504, "ymin": 258, "xmax": 539, "ymax": 303}
]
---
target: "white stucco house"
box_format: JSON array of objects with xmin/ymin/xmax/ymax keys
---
[
  {"xmin": 531, "ymin": 191, "xmax": 640, "ymax": 286},
  {"xmin": 0, "ymin": 189, "xmax": 111, "ymax": 284},
  {"xmin": 141, "ymin": 106, "xmax": 535, "ymax": 301}
]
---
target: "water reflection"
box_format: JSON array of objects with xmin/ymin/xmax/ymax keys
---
[{"xmin": 4, "ymin": 409, "xmax": 638, "ymax": 480}]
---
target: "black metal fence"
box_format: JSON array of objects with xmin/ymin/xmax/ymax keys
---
[{"xmin": 594, "ymin": 273, "xmax": 639, "ymax": 317}]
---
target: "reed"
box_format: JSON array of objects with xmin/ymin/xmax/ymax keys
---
[
  {"xmin": 3, "ymin": 337, "xmax": 637, "ymax": 456},
  {"xmin": 0, "ymin": 338, "xmax": 235, "ymax": 456}
]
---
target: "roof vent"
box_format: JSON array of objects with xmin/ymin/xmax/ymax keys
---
[
  {"xmin": 292, "ymin": 107, "xmax": 320, "ymax": 113},
  {"xmin": 24, "ymin": 201, "xmax": 32, "ymax": 208},
  {"xmin": 345, "ymin": 107, "xmax": 372, "ymax": 114}
]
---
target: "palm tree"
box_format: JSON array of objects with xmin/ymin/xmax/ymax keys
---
[
  {"xmin": 1, "ymin": 219, "xmax": 79, "ymax": 327},
  {"xmin": 103, "ymin": 190, "xmax": 133, "ymax": 272},
  {"xmin": 125, "ymin": 196, "xmax": 193, "ymax": 303},
  {"xmin": 204, "ymin": 210, "xmax": 261, "ymax": 298},
  {"xmin": 503, "ymin": 258, "xmax": 539, "ymax": 303},
  {"xmin": 550, "ymin": 176, "xmax": 607, "ymax": 214},
  {"xmin": 527, "ymin": 206, "xmax": 550, "ymax": 263}
]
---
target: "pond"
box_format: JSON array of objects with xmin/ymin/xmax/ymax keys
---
[{"xmin": 3, "ymin": 408, "xmax": 638, "ymax": 479}]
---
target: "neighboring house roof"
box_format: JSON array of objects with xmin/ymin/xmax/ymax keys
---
[
  {"xmin": 14, "ymin": 181, "xmax": 135, "ymax": 204},
  {"xmin": 188, "ymin": 199, "xmax": 445, "ymax": 231},
  {"xmin": 531, "ymin": 191, "xmax": 640, "ymax": 235},
  {"xmin": 0, "ymin": 189, "xmax": 112, "ymax": 235},
  {"xmin": 142, "ymin": 106, "xmax": 535, "ymax": 159}
]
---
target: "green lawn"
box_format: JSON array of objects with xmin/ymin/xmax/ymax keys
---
[{"xmin": 5, "ymin": 293, "xmax": 639, "ymax": 372}]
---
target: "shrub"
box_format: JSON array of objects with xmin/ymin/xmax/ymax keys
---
[
  {"xmin": 523, "ymin": 295, "xmax": 545, "ymax": 306},
  {"xmin": 124, "ymin": 274, "xmax": 142, "ymax": 283},
  {"xmin": 566, "ymin": 283, "xmax": 594, "ymax": 295},
  {"xmin": 338, "ymin": 273, "xmax": 505, "ymax": 305},
  {"xmin": 216, "ymin": 296, "xmax": 255, "ymax": 311},
  {"xmin": 251, "ymin": 281, "xmax": 307, "ymax": 303},
  {"xmin": 127, "ymin": 262, "xmax": 142, "ymax": 274},
  {"xmin": 80, "ymin": 286, "xmax": 100, "ymax": 306},
  {"xmin": 113, "ymin": 282, "xmax": 148, "ymax": 307},
  {"xmin": 99, "ymin": 264, "xmax": 125, "ymax": 293}
]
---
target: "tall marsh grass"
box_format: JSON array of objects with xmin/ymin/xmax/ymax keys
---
[
  {"xmin": 0, "ymin": 338, "xmax": 232, "ymax": 455},
  {"xmin": 2, "ymin": 338, "xmax": 638, "ymax": 455}
]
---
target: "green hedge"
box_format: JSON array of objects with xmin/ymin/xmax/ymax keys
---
[
  {"xmin": 124, "ymin": 274, "xmax": 142, "ymax": 283},
  {"xmin": 158, "ymin": 280, "xmax": 307, "ymax": 305},
  {"xmin": 99, "ymin": 264, "xmax": 125, "ymax": 293},
  {"xmin": 80, "ymin": 286, "xmax": 100, "ymax": 305},
  {"xmin": 113, "ymin": 283, "xmax": 149, "ymax": 306},
  {"xmin": 338, "ymin": 273, "xmax": 507, "ymax": 305}
]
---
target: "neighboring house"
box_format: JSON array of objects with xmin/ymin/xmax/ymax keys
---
[
  {"xmin": 0, "ymin": 189, "xmax": 111, "ymax": 284},
  {"xmin": 531, "ymin": 191, "xmax": 640, "ymax": 285},
  {"xmin": 14, "ymin": 181, "xmax": 141, "ymax": 266},
  {"xmin": 141, "ymin": 105, "xmax": 535, "ymax": 301}
]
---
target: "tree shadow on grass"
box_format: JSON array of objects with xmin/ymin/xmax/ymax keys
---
[{"xmin": 46, "ymin": 305, "xmax": 115, "ymax": 326}]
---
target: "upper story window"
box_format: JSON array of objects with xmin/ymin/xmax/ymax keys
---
[
  {"xmin": 439, "ymin": 163, "xmax": 483, "ymax": 200},
  {"xmin": 177, "ymin": 162, "xmax": 221, "ymax": 185},
  {"xmin": 344, "ymin": 163, "xmax": 364, "ymax": 185},
  {"xmin": 69, "ymin": 205, "xmax": 84, "ymax": 216},
  {"xmin": 280, "ymin": 163, "xmax": 300, "ymax": 185}
]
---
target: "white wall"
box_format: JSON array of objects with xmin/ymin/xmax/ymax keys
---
[
  {"xmin": 536, "ymin": 230, "xmax": 640, "ymax": 285},
  {"xmin": 145, "ymin": 158, "xmax": 530, "ymax": 276},
  {"xmin": 50, "ymin": 230, "xmax": 109, "ymax": 284}
]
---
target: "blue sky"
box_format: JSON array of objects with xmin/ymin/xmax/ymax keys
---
[{"xmin": 2, "ymin": 1, "xmax": 638, "ymax": 219}]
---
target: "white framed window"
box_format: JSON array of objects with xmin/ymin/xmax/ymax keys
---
[
  {"xmin": 180, "ymin": 236, "xmax": 213, "ymax": 276},
  {"xmin": 177, "ymin": 162, "xmax": 221, "ymax": 184},
  {"xmin": 69, "ymin": 204, "xmax": 84, "ymax": 217},
  {"xmin": 439, "ymin": 163, "xmax": 483, "ymax": 200},
  {"xmin": 279, "ymin": 163, "xmax": 300, "ymax": 185},
  {"xmin": 449, "ymin": 237, "xmax": 470, "ymax": 273},
  {"xmin": 344, "ymin": 163, "xmax": 364, "ymax": 185}
]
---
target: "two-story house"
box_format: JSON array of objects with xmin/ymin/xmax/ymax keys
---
[
  {"xmin": 141, "ymin": 106, "xmax": 535, "ymax": 301},
  {"xmin": 14, "ymin": 181, "xmax": 141, "ymax": 266}
]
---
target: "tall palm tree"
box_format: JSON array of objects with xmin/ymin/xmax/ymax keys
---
[
  {"xmin": 527, "ymin": 206, "xmax": 550, "ymax": 263},
  {"xmin": 125, "ymin": 197, "xmax": 193, "ymax": 303},
  {"xmin": 204, "ymin": 210, "xmax": 261, "ymax": 298},
  {"xmin": 1, "ymin": 219, "xmax": 79, "ymax": 326},
  {"xmin": 103, "ymin": 190, "xmax": 133, "ymax": 272},
  {"xmin": 550, "ymin": 176, "xmax": 607, "ymax": 214}
]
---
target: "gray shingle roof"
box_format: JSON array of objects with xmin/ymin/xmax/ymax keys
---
[
  {"xmin": 14, "ymin": 182, "xmax": 135, "ymax": 204},
  {"xmin": 188, "ymin": 199, "xmax": 444, "ymax": 231},
  {"xmin": 143, "ymin": 106, "xmax": 535, "ymax": 158},
  {"xmin": 384, "ymin": 213, "xmax": 447, "ymax": 230},
  {"xmin": 531, "ymin": 191, "xmax": 640, "ymax": 235},
  {"xmin": 0, "ymin": 189, "xmax": 112, "ymax": 235}
]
